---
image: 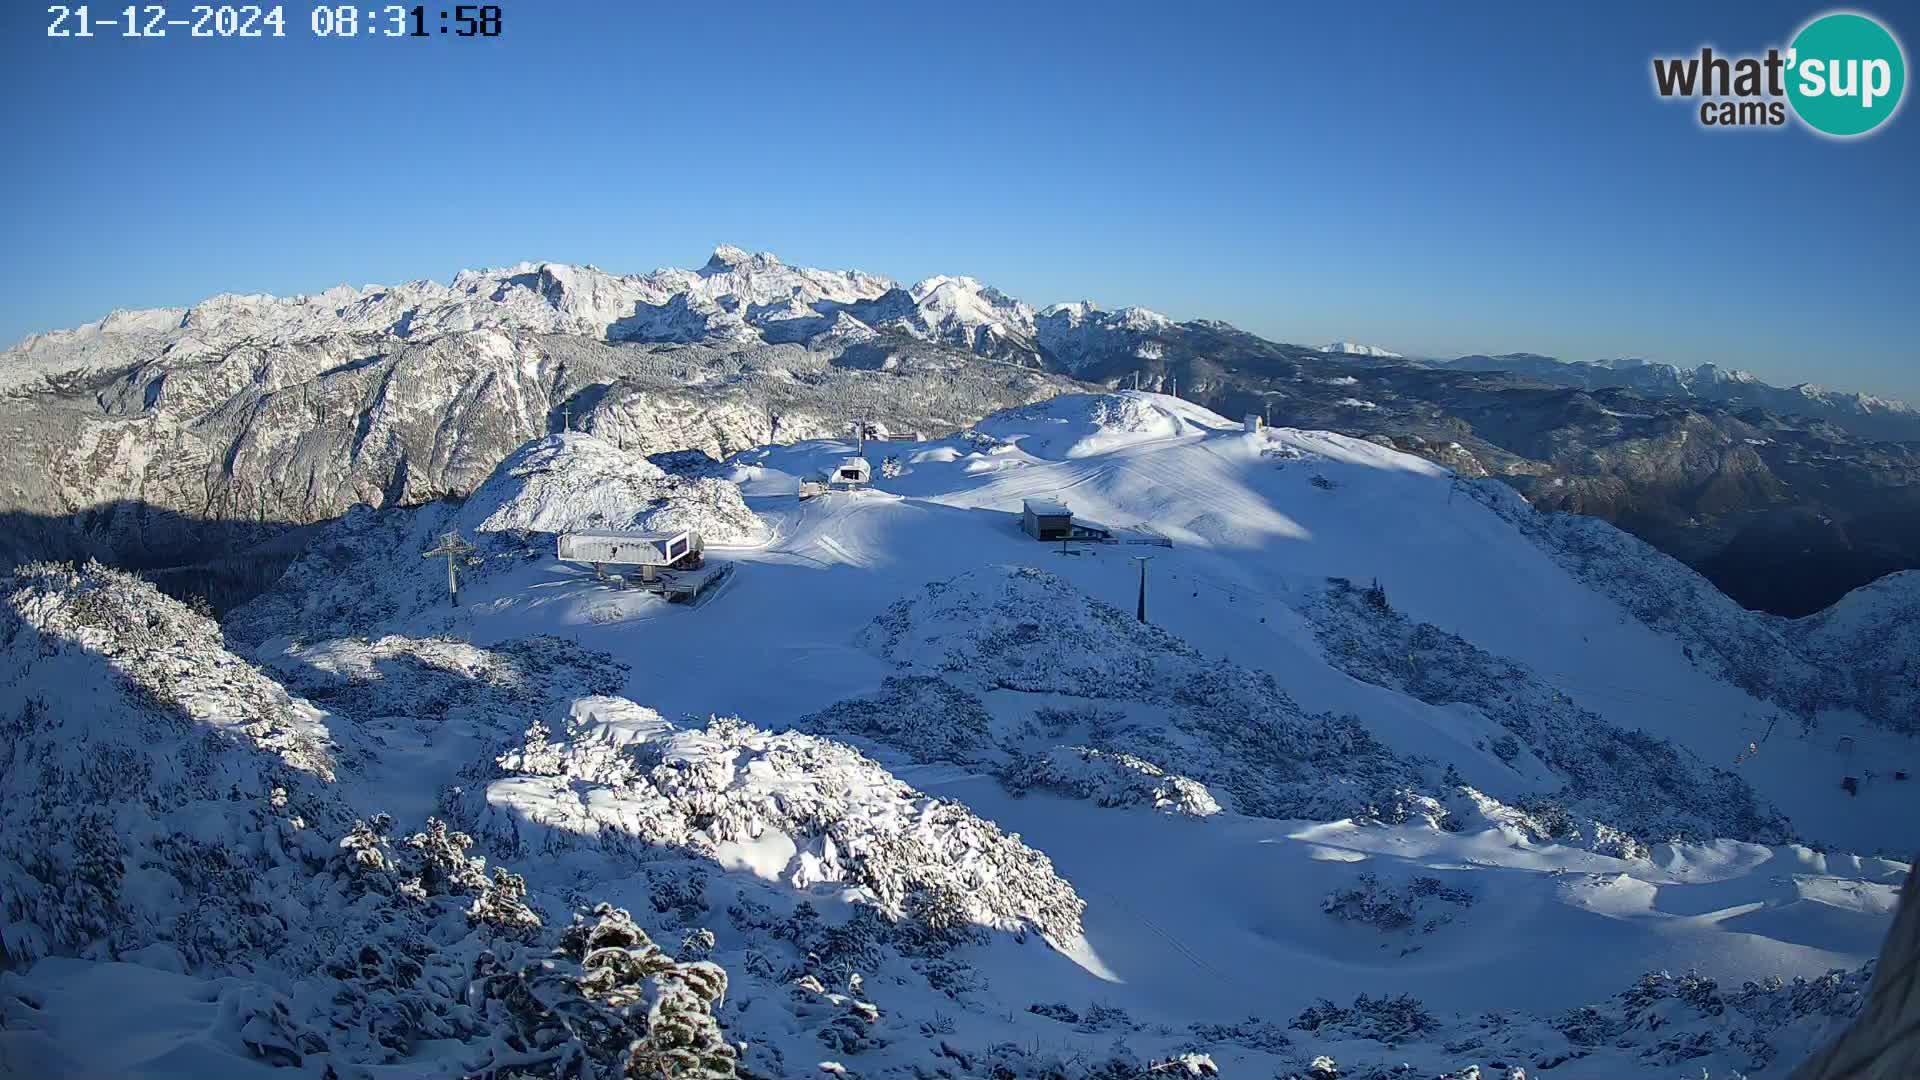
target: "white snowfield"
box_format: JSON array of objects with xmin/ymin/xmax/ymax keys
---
[{"xmin": 3, "ymin": 392, "xmax": 1915, "ymax": 1079}]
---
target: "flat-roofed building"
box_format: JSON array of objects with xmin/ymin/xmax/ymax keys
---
[{"xmin": 1022, "ymin": 498, "xmax": 1074, "ymax": 540}]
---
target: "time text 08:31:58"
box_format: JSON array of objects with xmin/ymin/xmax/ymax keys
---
[{"xmin": 45, "ymin": 5, "xmax": 502, "ymax": 38}]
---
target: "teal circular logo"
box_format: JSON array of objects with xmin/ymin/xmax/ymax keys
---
[{"xmin": 1787, "ymin": 12, "xmax": 1906, "ymax": 136}]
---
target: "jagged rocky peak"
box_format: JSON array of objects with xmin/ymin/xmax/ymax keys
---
[
  {"xmin": 701, "ymin": 243, "xmax": 777, "ymax": 271},
  {"xmin": 0, "ymin": 247, "xmax": 1215, "ymax": 387}
]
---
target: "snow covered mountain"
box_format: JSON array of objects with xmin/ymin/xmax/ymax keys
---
[
  {"xmin": 1433, "ymin": 353, "xmax": 1920, "ymax": 442},
  {"xmin": 1321, "ymin": 341, "xmax": 1403, "ymax": 359},
  {"xmin": 4, "ymin": 246, "xmax": 1919, "ymax": 623},
  {"xmin": 0, "ymin": 248, "xmax": 1221, "ymax": 584},
  {"xmin": 7, "ymin": 391, "xmax": 1909, "ymax": 1078},
  {"xmin": 0, "ymin": 247, "xmax": 1169, "ymax": 399}
]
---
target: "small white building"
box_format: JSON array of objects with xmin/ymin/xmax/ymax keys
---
[
  {"xmin": 1244, "ymin": 414, "xmax": 1264, "ymax": 433},
  {"xmin": 829, "ymin": 456, "xmax": 872, "ymax": 488},
  {"xmin": 1022, "ymin": 498, "xmax": 1074, "ymax": 540}
]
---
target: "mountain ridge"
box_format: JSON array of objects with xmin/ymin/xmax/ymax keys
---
[{"xmin": 3, "ymin": 246, "xmax": 1918, "ymax": 619}]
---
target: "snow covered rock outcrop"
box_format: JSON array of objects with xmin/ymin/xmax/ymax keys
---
[
  {"xmin": 467, "ymin": 697, "xmax": 1087, "ymax": 943},
  {"xmin": 459, "ymin": 432, "xmax": 766, "ymax": 542}
]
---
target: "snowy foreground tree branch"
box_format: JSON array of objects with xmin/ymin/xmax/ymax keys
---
[{"xmin": 1791, "ymin": 862, "xmax": 1920, "ymax": 1080}]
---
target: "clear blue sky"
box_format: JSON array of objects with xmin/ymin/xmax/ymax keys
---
[{"xmin": 2, "ymin": 2, "xmax": 1915, "ymax": 399}]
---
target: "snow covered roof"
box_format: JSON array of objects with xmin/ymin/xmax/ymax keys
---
[
  {"xmin": 1023, "ymin": 498, "xmax": 1072, "ymax": 517},
  {"xmin": 562, "ymin": 527, "xmax": 690, "ymax": 543}
]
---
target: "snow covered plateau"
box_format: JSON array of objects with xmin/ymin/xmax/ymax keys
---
[{"xmin": 0, "ymin": 386, "xmax": 1914, "ymax": 1080}]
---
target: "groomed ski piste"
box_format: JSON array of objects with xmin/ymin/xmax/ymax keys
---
[{"xmin": 4, "ymin": 392, "xmax": 1914, "ymax": 1079}]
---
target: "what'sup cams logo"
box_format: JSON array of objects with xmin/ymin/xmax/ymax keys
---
[{"xmin": 1652, "ymin": 10, "xmax": 1906, "ymax": 136}]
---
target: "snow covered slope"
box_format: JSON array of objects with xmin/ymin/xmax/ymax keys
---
[{"xmin": 9, "ymin": 393, "xmax": 1916, "ymax": 1079}]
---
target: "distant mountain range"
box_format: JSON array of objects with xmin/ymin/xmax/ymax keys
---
[
  {"xmin": 1425, "ymin": 353, "xmax": 1920, "ymax": 443},
  {"xmin": 3, "ymin": 245, "xmax": 1916, "ymax": 616}
]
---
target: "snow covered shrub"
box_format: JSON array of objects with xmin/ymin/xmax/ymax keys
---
[
  {"xmin": 1032, "ymin": 704, "xmax": 1122, "ymax": 737},
  {"xmin": 1322, "ymin": 873, "xmax": 1475, "ymax": 934},
  {"xmin": 471, "ymin": 867, "xmax": 544, "ymax": 937},
  {"xmin": 1187, "ymin": 1016, "xmax": 1293, "ymax": 1052},
  {"xmin": 0, "ymin": 562, "xmax": 344, "ymax": 967},
  {"xmin": 861, "ymin": 567, "xmax": 1438, "ymax": 824},
  {"xmin": 1534, "ymin": 962, "xmax": 1874, "ymax": 1075},
  {"xmin": 796, "ymin": 674, "xmax": 996, "ymax": 764},
  {"xmin": 1290, "ymin": 994, "xmax": 1439, "ymax": 1045},
  {"xmin": 467, "ymin": 903, "xmax": 739, "ymax": 1079},
  {"xmin": 961, "ymin": 1040, "xmax": 1209, "ymax": 1080},
  {"xmin": 1307, "ymin": 577, "xmax": 1794, "ymax": 850},
  {"xmin": 636, "ymin": 859, "xmax": 705, "ymax": 913},
  {"xmin": 0, "ymin": 561, "xmax": 751, "ymax": 1077},
  {"xmin": 999, "ymin": 746, "xmax": 1221, "ymax": 817},
  {"xmin": 313, "ymin": 814, "xmax": 747, "ymax": 1077},
  {"xmin": 269, "ymin": 632, "xmax": 628, "ymax": 734},
  {"xmin": 472, "ymin": 697, "xmax": 1086, "ymax": 942},
  {"xmin": 404, "ymin": 817, "xmax": 490, "ymax": 898},
  {"xmin": 1148, "ymin": 1053, "xmax": 1219, "ymax": 1076}
]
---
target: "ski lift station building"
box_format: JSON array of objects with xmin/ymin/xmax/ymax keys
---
[
  {"xmin": 555, "ymin": 527, "xmax": 733, "ymax": 603},
  {"xmin": 1022, "ymin": 498, "xmax": 1074, "ymax": 540},
  {"xmin": 557, "ymin": 529, "xmax": 702, "ymax": 578},
  {"xmin": 830, "ymin": 456, "xmax": 872, "ymax": 488}
]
